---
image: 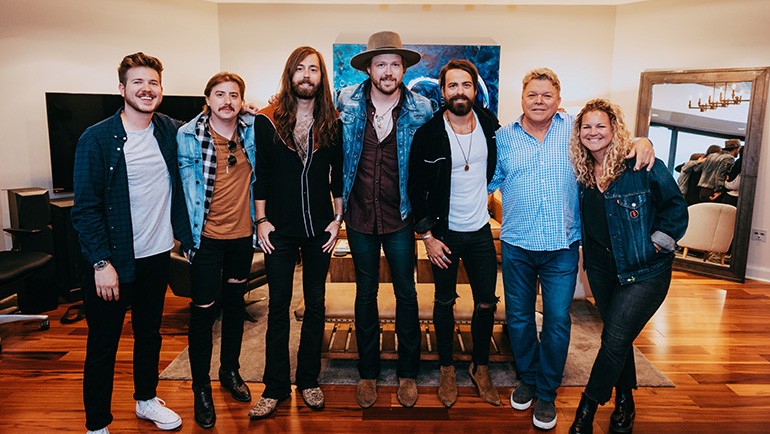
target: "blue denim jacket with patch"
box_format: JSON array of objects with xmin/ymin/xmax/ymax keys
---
[
  {"xmin": 580, "ymin": 158, "xmax": 689, "ymax": 285},
  {"xmin": 336, "ymin": 81, "xmax": 433, "ymax": 220}
]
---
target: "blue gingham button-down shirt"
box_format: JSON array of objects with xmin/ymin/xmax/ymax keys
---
[{"xmin": 488, "ymin": 111, "xmax": 581, "ymax": 251}]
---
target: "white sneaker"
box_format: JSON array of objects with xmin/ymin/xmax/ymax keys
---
[
  {"xmin": 86, "ymin": 428, "xmax": 109, "ymax": 434},
  {"xmin": 136, "ymin": 397, "xmax": 182, "ymax": 430}
]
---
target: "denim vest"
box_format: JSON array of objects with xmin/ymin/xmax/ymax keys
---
[
  {"xmin": 176, "ymin": 112, "xmax": 257, "ymax": 249},
  {"xmin": 336, "ymin": 81, "xmax": 433, "ymax": 220},
  {"xmin": 580, "ymin": 158, "xmax": 688, "ymax": 285}
]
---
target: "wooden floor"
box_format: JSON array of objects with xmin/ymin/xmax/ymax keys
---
[{"xmin": 2, "ymin": 270, "xmax": 770, "ymax": 433}]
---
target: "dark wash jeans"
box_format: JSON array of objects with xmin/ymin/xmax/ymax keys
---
[
  {"xmin": 83, "ymin": 251, "xmax": 170, "ymax": 431},
  {"xmin": 262, "ymin": 231, "xmax": 330, "ymax": 398},
  {"xmin": 431, "ymin": 224, "xmax": 498, "ymax": 366},
  {"xmin": 188, "ymin": 235, "xmax": 252, "ymax": 388},
  {"xmin": 583, "ymin": 238, "xmax": 672, "ymax": 404},
  {"xmin": 347, "ymin": 225, "xmax": 421, "ymax": 379},
  {"xmin": 501, "ymin": 240, "xmax": 579, "ymax": 403}
]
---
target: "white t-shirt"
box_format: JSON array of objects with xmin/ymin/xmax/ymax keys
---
[
  {"xmin": 444, "ymin": 112, "xmax": 490, "ymax": 232},
  {"xmin": 123, "ymin": 123, "xmax": 174, "ymax": 258}
]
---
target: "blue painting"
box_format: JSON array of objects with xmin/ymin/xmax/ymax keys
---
[{"xmin": 333, "ymin": 44, "xmax": 501, "ymax": 116}]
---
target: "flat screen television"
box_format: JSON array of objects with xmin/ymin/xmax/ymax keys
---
[{"xmin": 45, "ymin": 92, "xmax": 205, "ymax": 192}]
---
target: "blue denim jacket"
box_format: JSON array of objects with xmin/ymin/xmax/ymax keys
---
[
  {"xmin": 176, "ymin": 112, "xmax": 256, "ymax": 249},
  {"xmin": 580, "ymin": 158, "xmax": 688, "ymax": 285},
  {"xmin": 336, "ymin": 81, "xmax": 433, "ymax": 220}
]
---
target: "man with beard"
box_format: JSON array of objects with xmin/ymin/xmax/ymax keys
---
[
  {"xmin": 177, "ymin": 72, "xmax": 256, "ymax": 428},
  {"xmin": 72, "ymin": 52, "xmax": 193, "ymax": 434},
  {"xmin": 248, "ymin": 46, "xmax": 343, "ymax": 419},
  {"xmin": 336, "ymin": 31, "xmax": 433, "ymax": 409},
  {"xmin": 408, "ymin": 59, "xmax": 501, "ymax": 408}
]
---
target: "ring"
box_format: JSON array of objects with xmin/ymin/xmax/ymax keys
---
[
  {"xmin": 441, "ymin": 255, "xmax": 448, "ymax": 261},
  {"xmin": 258, "ymin": 240, "xmax": 263, "ymax": 244}
]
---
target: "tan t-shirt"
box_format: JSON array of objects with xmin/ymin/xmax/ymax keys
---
[{"xmin": 202, "ymin": 130, "xmax": 253, "ymax": 239}]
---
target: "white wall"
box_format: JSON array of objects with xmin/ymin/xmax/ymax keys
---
[
  {"xmin": 611, "ymin": 0, "xmax": 770, "ymax": 280},
  {"xmin": 0, "ymin": 0, "xmax": 220, "ymax": 250}
]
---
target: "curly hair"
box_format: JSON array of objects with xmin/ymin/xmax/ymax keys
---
[
  {"xmin": 568, "ymin": 98, "xmax": 632, "ymax": 189},
  {"xmin": 274, "ymin": 46, "xmax": 337, "ymax": 149}
]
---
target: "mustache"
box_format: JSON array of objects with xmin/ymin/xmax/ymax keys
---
[
  {"xmin": 218, "ymin": 104, "xmax": 234, "ymax": 111},
  {"xmin": 136, "ymin": 91, "xmax": 156, "ymax": 98},
  {"xmin": 449, "ymin": 95, "xmax": 471, "ymax": 103},
  {"xmin": 297, "ymin": 78, "xmax": 315, "ymax": 85}
]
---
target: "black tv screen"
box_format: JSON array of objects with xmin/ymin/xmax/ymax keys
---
[{"xmin": 45, "ymin": 92, "xmax": 205, "ymax": 192}]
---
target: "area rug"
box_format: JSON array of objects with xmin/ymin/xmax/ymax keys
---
[{"xmin": 160, "ymin": 277, "xmax": 673, "ymax": 388}]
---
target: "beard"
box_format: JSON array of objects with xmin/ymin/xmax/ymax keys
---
[
  {"xmin": 445, "ymin": 95, "xmax": 474, "ymax": 116},
  {"xmin": 372, "ymin": 75, "xmax": 401, "ymax": 95},
  {"xmin": 292, "ymin": 78, "xmax": 319, "ymax": 100},
  {"xmin": 125, "ymin": 91, "xmax": 160, "ymax": 114}
]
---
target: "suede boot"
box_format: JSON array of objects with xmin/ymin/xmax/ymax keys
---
[
  {"xmin": 437, "ymin": 365, "xmax": 457, "ymax": 407},
  {"xmin": 610, "ymin": 389, "xmax": 636, "ymax": 433},
  {"xmin": 569, "ymin": 393, "xmax": 598, "ymax": 434},
  {"xmin": 468, "ymin": 363, "xmax": 501, "ymax": 406}
]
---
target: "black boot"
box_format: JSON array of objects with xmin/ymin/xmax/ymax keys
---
[
  {"xmin": 610, "ymin": 389, "xmax": 635, "ymax": 433},
  {"xmin": 569, "ymin": 393, "xmax": 599, "ymax": 434},
  {"xmin": 193, "ymin": 383, "xmax": 216, "ymax": 428}
]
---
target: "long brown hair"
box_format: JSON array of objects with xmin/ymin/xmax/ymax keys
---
[
  {"xmin": 274, "ymin": 46, "xmax": 337, "ymax": 148},
  {"xmin": 568, "ymin": 98, "xmax": 632, "ymax": 189}
]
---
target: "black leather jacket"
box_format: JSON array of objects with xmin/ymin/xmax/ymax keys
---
[{"xmin": 408, "ymin": 106, "xmax": 500, "ymax": 237}]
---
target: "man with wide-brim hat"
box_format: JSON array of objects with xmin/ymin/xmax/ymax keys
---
[{"xmin": 336, "ymin": 31, "xmax": 433, "ymax": 409}]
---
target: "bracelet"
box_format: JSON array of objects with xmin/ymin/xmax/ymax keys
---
[
  {"xmin": 334, "ymin": 213, "xmax": 344, "ymax": 223},
  {"xmin": 421, "ymin": 233, "xmax": 433, "ymax": 240},
  {"xmin": 256, "ymin": 217, "xmax": 269, "ymax": 225}
]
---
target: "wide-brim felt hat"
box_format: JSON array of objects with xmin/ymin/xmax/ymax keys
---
[
  {"xmin": 350, "ymin": 31, "xmax": 421, "ymax": 72},
  {"xmin": 723, "ymin": 138, "xmax": 742, "ymax": 150}
]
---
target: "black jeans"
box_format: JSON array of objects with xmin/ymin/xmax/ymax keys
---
[
  {"xmin": 347, "ymin": 225, "xmax": 420, "ymax": 379},
  {"xmin": 188, "ymin": 236, "xmax": 252, "ymax": 388},
  {"xmin": 432, "ymin": 224, "xmax": 498, "ymax": 366},
  {"xmin": 583, "ymin": 239, "xmax": 672, "ymax": 404},
  {"xmin": 262, "ymin": 231, "xmax": 330, "ymax": 398},
  {"xmin": 83, "ymin": 251, "xmax": 170, "ymax": 431}
]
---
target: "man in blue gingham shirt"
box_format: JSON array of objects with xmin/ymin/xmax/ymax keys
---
[{"xmin": 489, "ymin": 68, "xmax": 654, "ymax": 431}]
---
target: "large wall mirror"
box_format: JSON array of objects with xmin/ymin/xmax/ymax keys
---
[{"xmin": 636, "ymin": 67, "xmax": 769, "ymax": 282}]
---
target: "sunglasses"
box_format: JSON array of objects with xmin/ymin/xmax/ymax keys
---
[{"xmin": 227, "ymin": 140, "xmax": 238, "ymax": 167}]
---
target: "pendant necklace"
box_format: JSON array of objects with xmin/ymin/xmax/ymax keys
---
[
  {"xmin": 374, "ymin": 92, "xmax": 400, "ymax": 129},
  {"xmin": 446, "ymin": 113, "xmax": 475, "ymax": 171}
]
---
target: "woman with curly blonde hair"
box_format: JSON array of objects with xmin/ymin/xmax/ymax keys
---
[{"xmin": 567, "ymin": 99, "xmax": 688, "ymax": 434}]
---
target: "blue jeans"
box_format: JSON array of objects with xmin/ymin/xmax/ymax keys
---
[
  {"xmin": 501, "ymin": 240, "xmax": 579, "ymax": 403},
  {"xmin": 347, "ymin": 225, "xmax": 420, "ymax": 379},
  {"xmin": 583, "ymin": 238, "xmax": 672, "ymax": 404}
]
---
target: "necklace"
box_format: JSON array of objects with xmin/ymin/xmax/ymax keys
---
[
  {"xmin": 373, "ymin": 92, "xmax": 400, "ymax": 129},
  {"xmin": 446, "ymin": 113, "xmax": 475, "ymax": 171}
]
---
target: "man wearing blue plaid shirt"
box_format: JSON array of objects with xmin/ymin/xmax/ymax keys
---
[{"xmin": 489, "ymin": 68, "xmax": 654, "ymax": 431}]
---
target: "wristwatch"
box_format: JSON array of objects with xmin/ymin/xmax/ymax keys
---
[{"xmin": 93, "ymin": 259, "xmax": 110, "ymax": 271}]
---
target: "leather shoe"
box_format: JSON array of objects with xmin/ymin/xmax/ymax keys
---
[
  {"xmin": 193, "ymin": 384, "xmax": 216, "ymax": 429},
  {"xmin": 468, "ymin": 363, "xmax": 501, "ymax": 406},
  {"xmin": 356, "ymin": 379, "xmax": 378, "ymax": 408},
  {"xmin": 610, "ymin": 390, "xmax": 635, "ymax": 433},
  {"xmin": 219, "ymin": 368, "xmax": 251, "ymax": 402},
  {"xmin": 397, "ymin": 377, "xmax": 418, "ymax": 408},
  {"xmin": 569, "ymin": 393, "xmax": 598, "ymax": 434},
  {"xmin": 437, "ymin": 365, "xmax": 457, "ymax": 407}
]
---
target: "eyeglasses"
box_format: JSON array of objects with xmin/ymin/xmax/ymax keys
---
[{"xmin": 227, "ymin": 140, "xmax": 238, "ymax": 167}]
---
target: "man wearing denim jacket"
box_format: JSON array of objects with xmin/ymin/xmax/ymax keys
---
[
  {"xmin": 336, "ymin": 31, "xmax": 432, "ymax": 409},
  {"xmin": 176, "ymin": 72, "xmax": 256, "ymax": 428}
]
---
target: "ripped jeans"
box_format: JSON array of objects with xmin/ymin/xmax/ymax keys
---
[
  {"xmin": 188, "ymin": 235, "xmax": 253, "ymax": 389},
  {"xmin": 431, "ymin": 224, "xmax": 498, "ymax": 366}
]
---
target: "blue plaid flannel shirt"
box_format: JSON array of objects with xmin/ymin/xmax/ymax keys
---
[{"xmin": 488, "ymin": 111, "xmax": 581, "ymax": 251}]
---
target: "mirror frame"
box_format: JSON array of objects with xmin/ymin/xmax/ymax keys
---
[{"xmin": 636, "ymin": 67, "xmax": 770, "ymax": 282}]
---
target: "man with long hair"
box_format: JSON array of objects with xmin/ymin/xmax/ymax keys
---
[
  {"xmin": 336, "ymin": 30, "xmax": 433, "ymax": 410},
  {"xmin": 248, "ymin": 46, "xmax": 343, "ymax": 419},
  {"xmin": 177, "ymin": 71, "xmax": 256, "ymax": 428},
  {"xmin": 409, "ymin": 60, "xmax": 501, "ymax": 407},
  {"xmin": 72, "ymin": 52, "xmax": 193, "ymax": 434}
]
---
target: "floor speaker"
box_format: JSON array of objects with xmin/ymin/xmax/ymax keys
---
[
  {"xmin": 50, "ymin": 198, "xmax": 83, "ymax": 295},
  {"xmin": 7, "ymin": 188, "xmax": 51, "ymax": 230}
]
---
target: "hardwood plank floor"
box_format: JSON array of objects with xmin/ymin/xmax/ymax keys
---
[{"xmin": 2, "ymin": 270, "xmax": 769, "ymax": 433}]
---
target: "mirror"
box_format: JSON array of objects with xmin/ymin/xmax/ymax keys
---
[{"xmin": 636, "ymin": 68, "xmax": 770, "ymax": 282}]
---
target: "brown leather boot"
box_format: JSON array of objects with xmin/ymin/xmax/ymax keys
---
[
  {"xmin": 468, "ymin": 363, "xmax": 501, "ymax": 406},
  {"xmin": 437, "ymin": 365, "xmax": 457, "ymax": 407},
  {"xmin": 397, "ymin": 378, "xmax": 418, "ymax": 407},
  {"xmin": 356, "ymin": 379, "xmax": 378, "ymax": 408}
]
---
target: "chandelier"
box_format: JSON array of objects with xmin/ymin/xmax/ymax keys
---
[{"xmin": 688, "ymin": 83, "xmax": 749, "ymax": 112}]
